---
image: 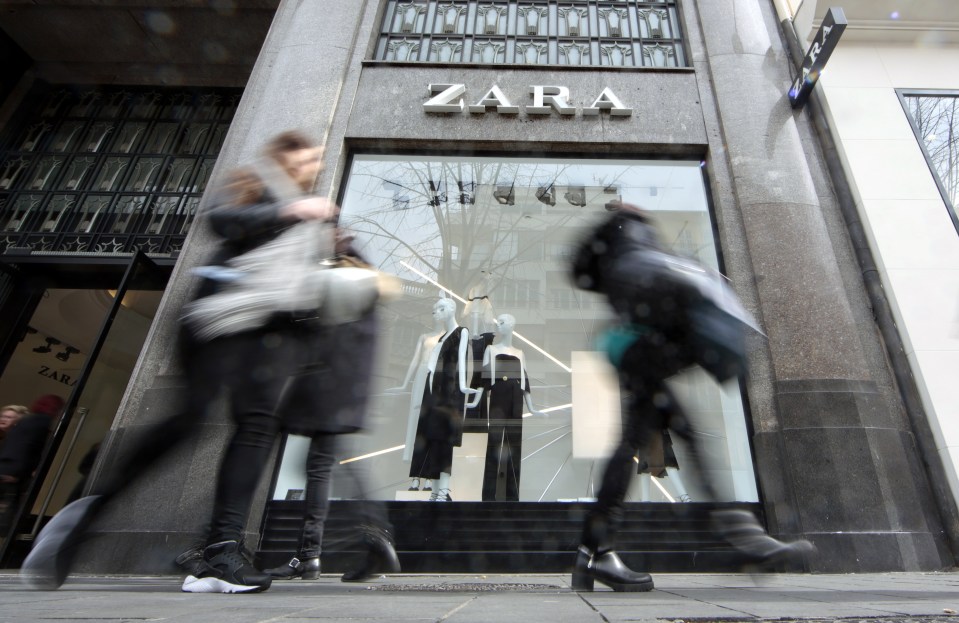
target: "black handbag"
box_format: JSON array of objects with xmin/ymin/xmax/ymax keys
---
[{"xmin": 687, "ymin": 300, "xmax": 749, "ymax": 382}]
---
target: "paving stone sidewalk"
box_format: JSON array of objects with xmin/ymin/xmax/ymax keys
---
[{"xmin": 1, "ymin": 572, "xmax": 958, "ymax": 622}]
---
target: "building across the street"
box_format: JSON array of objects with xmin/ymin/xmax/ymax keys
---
[{"xmin": 0, "ymin": 0, "xmax": 956, "ymax": 575}]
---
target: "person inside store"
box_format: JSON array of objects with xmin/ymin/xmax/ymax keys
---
[
  {"xmin": 0, "ymin": 404, "xmax": 28, "ymax": 449},
  {"xmin": 0, "ymin": 396, "xmax": 64, "ymax": 535},
  {"xmin": 568, "ymin": 200, "xmax": 814, "ymax": 592},
  {"xmin": 19, "ymin": 130, "xmax": 340, "ymax": 594}
]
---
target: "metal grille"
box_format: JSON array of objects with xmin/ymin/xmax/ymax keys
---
[
  {"xmin": 373, "ymin": 0, "xmax": 686, "ymax": 68},
  {"xmin": 0, "ymin": 86, "xmax": 240, "ymax": 257}
]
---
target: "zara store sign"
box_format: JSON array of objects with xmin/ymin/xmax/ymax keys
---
[{"xmin": 423, "ymin": 83, "xmax": 633, "ymax": 117}]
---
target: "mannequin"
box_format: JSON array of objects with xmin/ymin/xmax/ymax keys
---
[
  {"xmin": 462, "ymin": 284, "xmax": 496, "ymax": 424},
  {"xmin": 403, "ymin": 298, "xmax": 480, "ymax": 501},
  {"xmin": 389, "ymin": 327, "xmax": 444, "ymax": 492},
  {"xmin": 636, "ymin": 430, "xmax": 691, "ymax": 502},
  {"xmin": 479, "ymin": 314, "xmax": 544, "ymax": 501}
]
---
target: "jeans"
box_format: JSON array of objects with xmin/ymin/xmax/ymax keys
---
[
  {"xmin": 293, "ymin": 433, "xmax": 392, "ymax": 558},
  {"xmin": 297, "ymin": 433, "xmax": 337, "ymax": 558}
]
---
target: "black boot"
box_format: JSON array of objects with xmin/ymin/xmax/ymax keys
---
[
  {"xmin": 265, "ymin": 556, "xmax": 320, "ymax": 580},
  {"xmin": 571, "ymin": 545, "xmax": 654, "ymax": 592},
  {"xmin": 341, "ymin": 528, "xmax": 400, "ymax": 582},
  {"xmin": 713, "ymin": 509, "xmax": 815, "ymax": 567}
]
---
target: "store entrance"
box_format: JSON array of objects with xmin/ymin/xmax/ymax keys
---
[{"xmin": 0, "ymin": 252, "xmax": 166, "ymax": 566}]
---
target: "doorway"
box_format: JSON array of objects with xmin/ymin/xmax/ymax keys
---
[{"xmin": 0, "ymin": 253, "xmax": 166, "ymax": 565}]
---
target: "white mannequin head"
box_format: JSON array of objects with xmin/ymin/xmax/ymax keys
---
[
  {"xmin": 494, "ymin": 313, "xmax": 515, "ymax": 336},
  {"xmin": 432, "ymin": 298, "xmax": 456, "ymax": 325}
]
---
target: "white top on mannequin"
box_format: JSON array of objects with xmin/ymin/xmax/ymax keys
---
[{"xmin": 481, "ymin": 314, "xmax": 545, "ymax": 417}]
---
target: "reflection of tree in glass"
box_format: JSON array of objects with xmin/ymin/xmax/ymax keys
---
[
  {"xmin": 907, "ymin": 95, "xmax": 959, "ymax": 211},
  {"xmin": 342, "ymin": 158, "xmax": 586, "ymax": 300}
]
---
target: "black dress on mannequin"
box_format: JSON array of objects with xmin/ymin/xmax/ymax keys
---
[
  {"xmin": 409, "ymin": 326, "xmax": 467, "ymax": 479},
  {"xmin": 464, "ymin": 331, "xmax": 494, "ymax": 424},
  {"xmin": 481, "ymin": 354, "xmax": 528, "ymax": 501}
]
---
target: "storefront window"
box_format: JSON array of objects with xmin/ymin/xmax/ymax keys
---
[
  {"xmin": 900, "ymin": 91, "xmax": 959, "ymax": 235},
  {"xmin": 273, "ymin": 154, "xmax": 759, "ymax": 504}
]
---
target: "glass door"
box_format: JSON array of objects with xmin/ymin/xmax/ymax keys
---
[{"xmin": 0, "ymin": 251, "xmax": 164, "ymax": 565}]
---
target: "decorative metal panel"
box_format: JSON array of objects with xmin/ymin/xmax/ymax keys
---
[
  {"xmin": 374, "ymin": 0, "xmax": 686, "ymax": 67},
  {"xmin": 0, "ymin": 87, "xmax": 240, "ymax": 257}
]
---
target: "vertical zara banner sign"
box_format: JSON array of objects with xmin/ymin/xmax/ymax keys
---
[{"xmin": 789, "ymin": 7, "xmax": 847, "ymax": 108}]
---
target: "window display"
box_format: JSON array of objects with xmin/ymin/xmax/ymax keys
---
[{"xmin": 272, "ymin": 154, "xmax": 759, "ymax": 504}]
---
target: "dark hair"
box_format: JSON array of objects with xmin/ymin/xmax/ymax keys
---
[{"xmin": 263, "ymin": 130, "xmax": 316, "ymax": 159}]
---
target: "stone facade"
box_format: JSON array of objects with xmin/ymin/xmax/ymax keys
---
[{"xmin": 73, "ymin": 0, "xmax": 955, "ymax": 573}]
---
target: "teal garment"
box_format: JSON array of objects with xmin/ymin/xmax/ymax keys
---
[{"xmin": 596, "ymin": 325, "xmax": 649, "ymax": 369}]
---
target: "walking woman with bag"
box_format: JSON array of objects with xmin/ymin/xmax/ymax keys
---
[
  {"xmin": 21, "ymin": 131, "xmax": 339, "ymax": 594},
  {"xmin": 264, "ymin": 231, "xmax": 400, "ymax": 583}
]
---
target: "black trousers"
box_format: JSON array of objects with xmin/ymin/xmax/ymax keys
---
[
  {"xmin": 93, "ymin": 324, "xmax": 300, "ymax": 545},
  {"xmin": 294, "ymin": 433, "xmax": 391, "ymax": 558},
  {"xmin": 581, "ymin": 330, "xmax": 718, "ymax": 552},
  {"xmin": 297, "ymin": 433, "xmax": 337, "ymax": 558},
  {"xmin": 482, "ymin": 422, "xmax": 522, "ymax": 501}
]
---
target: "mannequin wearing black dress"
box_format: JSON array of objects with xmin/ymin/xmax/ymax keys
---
[{"xmin": 405, "ymin": 298, "xmax": 481, "ymax": 501}]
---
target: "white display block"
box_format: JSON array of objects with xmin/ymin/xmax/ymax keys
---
[
  {"xmin": 451, "ymin": 432, "xmax": 488, "ymax": 501},
  {"xmin": 571, "ymin": 351, "xmax": 622, "ymax": 459},
  {"xmin": 394, "ymin": 490, "xmax": 434, "ymax": 501}
]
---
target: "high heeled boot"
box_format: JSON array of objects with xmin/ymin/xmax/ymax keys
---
[
  {"xmin": 712, "ymin": 509, "xmax": 815, "ymax": 567},
  {"xmin": 265, "ymin": 556, "xmax": 320, "ymax": 580},
  {"xmin": 340, "ymin": 527, "xmax": 401, "ymax": 582},
  {"xmin": 571, "ymin": 545, "xmax": 654, "ymax": 592}
]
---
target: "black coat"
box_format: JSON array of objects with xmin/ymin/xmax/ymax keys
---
[
  {"xmin": 280, "ymin": 309, "xmax": 378, "ymax": 436},
  {"xmin": 0, "ymin": 412, "xmax": 53, "ymax": 481}
]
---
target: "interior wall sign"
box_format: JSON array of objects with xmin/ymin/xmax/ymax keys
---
[
  {"xmin": 789, "ymin": 6, "xmax": 846, "ymax": 108},
  {"xmin": 424, "ymin": 84, "xmax": 633, "ymax": 117}
]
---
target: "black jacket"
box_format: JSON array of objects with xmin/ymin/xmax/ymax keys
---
[
  {"xmin": 572, "ymin": 210, "xmax": 697, "ymax": 335},
  {"xmin": 0, "ymin": 412, "xmax": 53, "ymax": 482}
]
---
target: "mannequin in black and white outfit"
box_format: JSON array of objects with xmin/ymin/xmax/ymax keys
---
[
  {"xmin": 406, "ymin": 298, "xmax": 480, "ymax": 501},
  {"xmin": 479, "ymin": 314, "xmax": 544, "ymax": 501}
]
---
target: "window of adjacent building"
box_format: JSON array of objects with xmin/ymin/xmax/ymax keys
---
[
  {"xmin": 272, "ymin": 154, "xmax": 759, "ymax": 504},
  {"xmin": 0, "ymin": 87, "xmax": 240, "ymax": 256},
  {"xmin": 372, "ymin": 0, "xmax": 687, "ymax": 68},
  {"xmin": 900, "ymin": 91, "xmax": 959, "ymax": 235}
]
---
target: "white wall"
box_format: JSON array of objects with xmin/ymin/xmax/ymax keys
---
[{"xmin": 818, "ymin": 44, "xmax": 959, "ymax": 502}]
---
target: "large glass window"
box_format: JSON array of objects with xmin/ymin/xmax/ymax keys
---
[
  {"xmin": 273, "ymin": 154, "xmax": 758, "ymax": 504},
  {"xmin": 900, "ymin": 90, "xmax": 959, "ymax": 235}
]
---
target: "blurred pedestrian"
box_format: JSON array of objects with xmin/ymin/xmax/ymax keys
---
[
  {"xmin": 260, "ymin": 233, "xmax": 399, "ymax": 582},
  {"xmin": 20, "ymin": 131, "xmax": 339, "ymax": 594},
  {"xmin": 568, "ymin": 201, "xmax": 813, "ymax": 592}
]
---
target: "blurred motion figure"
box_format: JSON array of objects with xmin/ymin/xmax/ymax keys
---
[
  {"xmin": 20, "ymin": 131, "xmax": 338, "ymax": 594},
  {"xmin": 568, "ymin": 201, "xmax": 814, "ymax": 592}
]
